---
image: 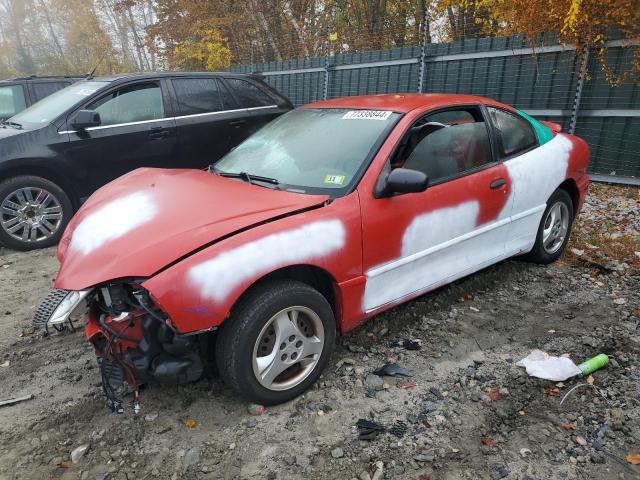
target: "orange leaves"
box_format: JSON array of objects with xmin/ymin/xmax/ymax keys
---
[{"xmin": 627, "ymin": 452, "xmax": 640, "ymax": 465}]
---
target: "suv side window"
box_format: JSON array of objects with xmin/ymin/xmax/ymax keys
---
[
  {"xmin": 87, "ymin": 82, "xmax": 164, "ymax": 126},
  {"xmin": 172, "ymin": 78, "xmax": 233, "ymax": 116},
  {"xmin": 487, "ymin": 107, "xmax": 537, "ymax": 157},
  {"xmin": 32, "ymin": 82, "xmax": 70, "ymax": 102},
  {"xmin": 394, "ymin": 107, "xmax": 493, "ymax": 184},
  {"xmin": 0, "ymin": 84, "xmax": 27, "ymax": 119},
  {"xmin": 225, "ymin": 78, "xmax": 273, "ymax": 107}
]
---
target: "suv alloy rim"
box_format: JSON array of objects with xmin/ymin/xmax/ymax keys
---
[
  {"xmin": 1, "ymin": 187, "xmax": 63, "ymax": 242},
  {"xmin": 252, "ymin": 306, "xmax": 325, "ymax": 391}
]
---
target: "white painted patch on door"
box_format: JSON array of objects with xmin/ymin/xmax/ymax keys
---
[
  {"xmin": 188, "ymin": 219, "xmax": 345, "ymax": 302},
  {"xmin": 69, "ymin": 191, "xmax": 157, "ymax": 255},
  {"xmin": 363, "ymin": 201, "xmax": 491, "ymax": 311}
]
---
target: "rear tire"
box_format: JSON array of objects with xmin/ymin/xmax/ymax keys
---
[
  {"xmin": 525, "ymin": 188, "xmax": 574, "ymax": 264},
  {"xmin": 215, "ymin": 280, "xmax": 336, "ymax": 405},
  {"xmin": 0, "ymin": 175, "xmax": 72, "ymax": 251}
]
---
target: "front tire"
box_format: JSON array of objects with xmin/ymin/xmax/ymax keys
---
[
  {"xmin": 525, "ymin": 188, "xmax": 574, "ymax": 264},
  {"xmin": 216, "ymin": 280, "xmax": 336, "ymax": 405},
  {"xmin": 0, "ymin": 175, "xmax": 72, "ymax": 250}
]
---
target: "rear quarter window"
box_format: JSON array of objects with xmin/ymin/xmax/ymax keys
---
[
  {"xmin": 487, "ymin": 107, "xmax": 537, "ymax": 157},
  {"xmin": 225, "ymin": 78, "xmax": 274, "ymax": 108}
]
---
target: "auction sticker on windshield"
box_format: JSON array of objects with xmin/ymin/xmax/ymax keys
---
[
  {"xmin": 342, "ymin": 110, "xmax": 392, "ymax": 121},
  {"xmin": 323, "ymin": 174, "xmax": 346, "ymax": 185}
]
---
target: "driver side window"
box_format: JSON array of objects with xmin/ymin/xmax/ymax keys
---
[
  {"xmin": 87, "ymin": 82, "xmax": 165, "ymax": 127},
  {"xmin": 393, "ymin": 107, "xmax": 493, "ymax": 184}
]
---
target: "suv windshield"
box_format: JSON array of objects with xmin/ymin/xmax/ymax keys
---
[
  {"xmin": 9, "ymin": 81, "xmax": 108, "ymax": 127},
  {"xmin": 0, "ymin": 85, "xmax": 27, "ymax": 120},
  {"xmin": 215, "ymin": 108, "xmax": 400, "ymax": 194}
]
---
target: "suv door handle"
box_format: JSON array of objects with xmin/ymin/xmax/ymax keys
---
[
  {"xmin": 148, "ymin": 127, "xmax": 170, "ymax": 139},
  {"xmin": 229, "ymin": 119, "xmax": 246, "ymax": 127},
  {"xmin": 490, "ymin": 178, "xmax": 506, "ymax": 189}
]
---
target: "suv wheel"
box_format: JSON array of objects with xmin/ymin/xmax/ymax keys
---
[
  {"xmin": 0, "ymin": 175, "xmax": 73, "ymax": 251},
  {"xmin": 216, "ymin": 280, "xmax": 336, "ymax": 405}
]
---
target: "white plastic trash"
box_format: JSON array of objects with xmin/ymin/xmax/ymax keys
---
[{"xmin": 516, "ymin": 349, "xmax": 582, "ymax": 381}]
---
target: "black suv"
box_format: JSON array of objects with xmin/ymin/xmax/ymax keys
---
[
  {"xmin": 0, "ymin": 75, "xmax": 84, "ymax": 121},
  {"xmin": 0, "ymin": 72, "xmax": 292, "ymax": 250}
]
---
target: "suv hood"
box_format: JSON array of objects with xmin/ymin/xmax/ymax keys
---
[
  {"xmin": 0, "ymin": 125, "xmax": 29, "ymax": 140},
  {"xmin": 55, "ymin": 168, "xmax": 328, "ymax": 290}
]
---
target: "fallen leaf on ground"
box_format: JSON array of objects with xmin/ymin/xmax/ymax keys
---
[
  {"xmin": 185, "ymin": 419, "xmax": 196, "ymax": 428},
  {"xmin": 627, "ymin": 452, "xmax": 640, "ymax": 464},
  {"xmin": 482, "ymin": 436, "xmax": 497, "ymax": 447},
  {"xmin": 613, "ymin": 298, "xmax": 627, "ymax": 305},
  {"xmin": 544, "ymin": 388, "xmax": 560, "ymax": 395},
  {"xmin": 561, "ymin": 422, "xmax": 577, "ymax": 430},
  {"xmin": 586, "ymin": 375, "xmax": 595, "ymax": 385},
  {"xmin": 58, "ymin": 460, "xmax": 72, "ymax": 469},
  {"xmin": 518, "ymin": 410, "xmax": 526, "ymax": 416},
  {"xmin": 488, "ymin": 388, "xmax": 501, "ymax": 401}
]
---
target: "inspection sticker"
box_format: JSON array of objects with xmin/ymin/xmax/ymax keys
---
[
  {"xmin": 342, "ymin": 110, "xmax": 392, "ymax": 121},
  {"xmin": 324, "ymin": 174, "xmax": 346, "ymax": 185}
]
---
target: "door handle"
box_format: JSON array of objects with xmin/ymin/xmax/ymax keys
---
[
  {"xmin": 148, "ymin": 127, "xmax": 170, "ymax": 139},
  {"xmin": 490, "ymin": 178, "xmax": 506, "ymax": 189},
  {"xmin": 229, "ymin": 119, "xmax": 246, "ymax": 127}
]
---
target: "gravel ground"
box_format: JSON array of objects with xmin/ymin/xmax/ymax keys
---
[{"xmin": 0, "ymin": 185, "xmax": 638, "ymax": 480}]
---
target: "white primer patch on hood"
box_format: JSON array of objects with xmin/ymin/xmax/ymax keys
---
[
  {"xmin": 69, "ymin": 191, "xmax": 157, "ymax": 255},
  {"xmin": 188, "ymin": 219, "xmax": 345, "ymax": 302}
]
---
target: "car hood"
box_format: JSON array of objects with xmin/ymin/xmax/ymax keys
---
[
  {"xmin": 55, "ymin": 168, "xmax": 329, "ymax": 290},
  {"xmin": 0, "ymin": 125, "xmax": 29, "ymax": 140}
]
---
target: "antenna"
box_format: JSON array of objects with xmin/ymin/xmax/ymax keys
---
[{"xmin": 86, "ymin": 55, "xmax": 105, "ymax": 79}]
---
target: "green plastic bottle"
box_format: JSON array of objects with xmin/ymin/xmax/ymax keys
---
[{"xmin": 577, "ymin": 354, "xmax": 609, "ymax": 375}]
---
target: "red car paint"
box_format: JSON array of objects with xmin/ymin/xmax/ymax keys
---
[{"xmin": 55, "ymin": 93, "xmax": 589, "ymax": 343}]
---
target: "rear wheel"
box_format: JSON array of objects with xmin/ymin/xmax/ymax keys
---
[
  {"xmin": 0, "ymin": 175, "xmax": 72, "ymax": 250},
  {"xmin": 525, "ymin": 188, "xmax": 574, "ymax": 264},
  {"xmin": 215, "ymin": 280, "xmax": 335, "ymax": 405}
]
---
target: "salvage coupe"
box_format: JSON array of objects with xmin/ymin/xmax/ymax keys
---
[{"xmin": 43, "ymin": 93, "xmax": 589, "ymax": 409}]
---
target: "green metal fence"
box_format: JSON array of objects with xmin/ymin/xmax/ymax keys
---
[{"xmin": 231, "ymin": 34, "xmax": 640, "ymax": 182}]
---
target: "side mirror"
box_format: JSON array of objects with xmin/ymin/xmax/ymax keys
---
[
  {"xmin": 71, "ymin": 109, "xmax": 101, "ymax": 130},
  {"xmin": 378, "ymin": 168, "xmax": 428, "ymax": 197}
]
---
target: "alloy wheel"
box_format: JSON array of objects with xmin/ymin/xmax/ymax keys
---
[
  {"xmin": 1, "ymin": 187, "xmax": 63, "ymax": 243},
  {"xmin": 252, "ymin": 306, "xmax": 325, "ymax": 391},
  {"xmin": 542, "ymin": 201, "xmax": 569, "ymax": 255}
]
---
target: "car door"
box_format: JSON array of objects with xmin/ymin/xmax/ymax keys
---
[
  {"xmin": 360, "ymin": 106, "xmax": 512, "ymax": 312},
  {"xmin": 62, "ymin": 79, "xmax": 178, "ymax": 195},
  {"xmin": 170, "ymin": 76, "xmax": 249, "ymax": 169},
  {"xmin": 485, "ymin": 106, "xmax": 546, "ymax": 255},
  {"xmin": 222, "ymin": 77, "xmax": 289, "ymax": 134}
]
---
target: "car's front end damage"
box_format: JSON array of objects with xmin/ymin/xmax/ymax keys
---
[
  {"xmin": 82, "ymin": 283, "xmax": 212, "ymax": 413},
  {"xmin": 42, "ymin": 167, "xmax": 331, "ymax": 412}
]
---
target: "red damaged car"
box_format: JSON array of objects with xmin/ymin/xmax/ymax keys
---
[{"xmin": 43, "ymin": 93, "xmax": 589, "ymax": 410}]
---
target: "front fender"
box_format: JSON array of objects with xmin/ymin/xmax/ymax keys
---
[{"xmin": 143, "ymin": 195, "xmax": 363, "ymax": 333}]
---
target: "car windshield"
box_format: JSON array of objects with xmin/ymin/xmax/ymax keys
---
[
  {"xmin": 9, "ymin": 81, "xmax": 108, "ymax": 126},
  {"xmin": 0, "ymin": 85, "xmax": 27, "ymax": 120},
  {"xmin": 214, "ymin": 108, "xmax": 400, "ymax": 194}
]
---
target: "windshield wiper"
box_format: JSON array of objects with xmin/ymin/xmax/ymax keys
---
[
  {"xmin": 0, "ymin": 120, "xmax": 22, "ymax": 129},
  {"xmin": 215, "ymin": 170, "xmax": 280, "ymax": 187}
]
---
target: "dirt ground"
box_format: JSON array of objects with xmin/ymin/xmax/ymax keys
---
[{"xmin": 0, "ymin": 185, "xmax": 639, "ymax": 480}]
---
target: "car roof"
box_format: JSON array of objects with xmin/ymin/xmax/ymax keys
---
[
  {"xmin": 88, "ymin": 71, "xmax": 261, "ymax": 83},
  {"xmin": 0, "ymin": 75, "xmax": 85, "ymax": 84},
  {"xmin": 305, "ymin": 93, "xmax": 515, "ymax": 114}
]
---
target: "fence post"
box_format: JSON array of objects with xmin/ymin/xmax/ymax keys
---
[
  {"xmin": 569, "ymin": 48, "xmax": 589, "ymax": 134},
  {"xmin": 417, "ymin": 7, "xmax": 429, "ymax": 93}
]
